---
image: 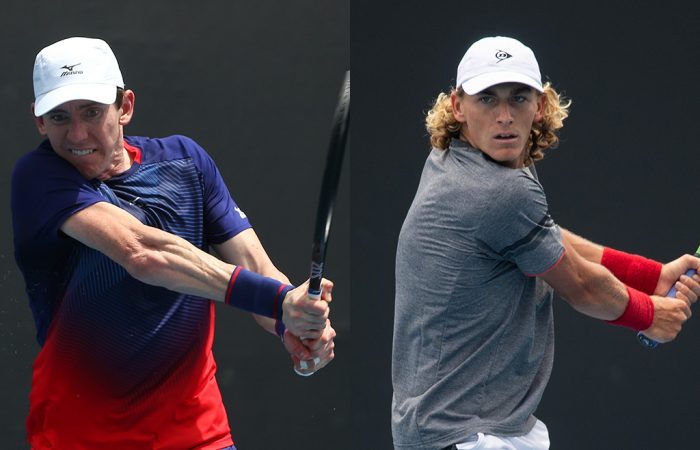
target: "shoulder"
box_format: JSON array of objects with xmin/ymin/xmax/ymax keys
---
[
  {"xmin": 125, "ymin": 135, "xmax": 212, "ymax": 163},
  {"xmin": 13, "ymin": 140, "xmax": 88, "ymax": 188},
  {"xmin": 488, "ymin": 163, "xmax": 545, "ymax": 201},
  {"xmin": 14, "ymin": 140, "xmax": 64, "ymax": 174},
  {"xmin": 478, "ymin": 163, "xmax": 550, "ymax": 227}
]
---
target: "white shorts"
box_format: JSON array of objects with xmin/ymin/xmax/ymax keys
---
[{"xmin": 455, "ymin": 419, "xmax": 550, "ymax": 450}]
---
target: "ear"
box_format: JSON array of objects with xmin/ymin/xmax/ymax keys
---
[
  {"xmin": 533, "ymin": 92, "xmax": 546, "ymax": 124},
  {"xmin": 118, "ymin": 89, "xmax": 136, "ymax": 126},
  {"xmin": 450, "ymin": 91, "xmax": 467, "ymax": 123},
  {"xmin": 31, "ymin": 103, "xmax": 47, "ymax": 135}
]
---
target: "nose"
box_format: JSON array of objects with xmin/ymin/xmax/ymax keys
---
[
  {"xmin": 496, "ymin": 102, "xmax": 513, "ymax": 125},
  {"xmin": 66, "ymin": 117, "xmax": 89, "ymax": 143}
]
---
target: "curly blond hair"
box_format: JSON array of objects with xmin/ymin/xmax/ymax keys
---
[{"xmin": 425, "ymin": 83, "xmax": 571, "ymax": 163}]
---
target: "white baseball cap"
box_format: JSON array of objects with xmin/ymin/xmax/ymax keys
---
[
  {"xmin": 33, "ymin": 37, "xmax": 124, "ymax": 117},
  {"xmin": 456, "ymin": 36, "xmax": 543, "ymax": 95}
]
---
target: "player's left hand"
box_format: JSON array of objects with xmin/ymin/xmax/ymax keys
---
[
  {"xmin": 282, "ymin": 278, "xmax": 333, "ymax": 339},
  {"xmin": 284, "ymin": 319, "xmax": 336, "ymax": 376},
  {"xmin": 656, "ymin": 254, "xmax": 700, "ymax": 304}
]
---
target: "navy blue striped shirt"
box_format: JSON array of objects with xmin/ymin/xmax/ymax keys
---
[{"xmin": 12, "ymin": 134, "xmax": 250, "ymax": 372}]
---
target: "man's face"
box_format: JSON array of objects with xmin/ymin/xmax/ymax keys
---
[
  {"xmin": 452, "ymin": 83, "xmax": 544, "ymax": 168},
  {"xmin": 33, "ymin": 90, "xmax": 134, "ymax": 180}
]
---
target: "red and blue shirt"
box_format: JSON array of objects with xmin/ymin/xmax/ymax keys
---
[{"xmin": 12, "ymin": 135, "xmax": 250, "ymax": 449}]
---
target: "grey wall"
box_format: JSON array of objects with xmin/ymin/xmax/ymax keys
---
[
  {"xmin": 0, "ymin": 1, "xmax": 349, "ymax": 449},
  {"xmin": 352, "ymin": 1, "xmax": 700, "ymax": 449}
]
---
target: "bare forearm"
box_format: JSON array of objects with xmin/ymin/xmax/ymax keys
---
[
  {"xmin": 123, "ymin": 226, "xmax": 234, "ymax": 301},
  {"xmin": 560, "ymin": 228, "xmax": 603, "ymax": 263},
  {"xmin": 548, "ymin": 229, "xmax": 694, "ymax": 342},
  {"xmin": 542, "ymin": 236, "xmax": 628, "ymax": 320},
  {"xmin": 211, "ymin": 230, "xmax": 291, "ymax": 335},
  {"xmin": 61, "ymin": 203, "xmax": 316, "ymax": 329},
  {"xmin": 130, "ymin": 229, "xmax": 297, "ymax": 324},
  {"xmin": 62, "ymin": 202, "xmax": 235, "ymax": 301},
  {"xmin": 558, "ymin": 259, "xmax": 628, "ymax": 320},
  {"xmin": 252, "ymin": 314, "xmax": 276, "ymax": 334}
]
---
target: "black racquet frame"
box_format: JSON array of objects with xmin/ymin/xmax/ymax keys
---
[{"xmin": 307, "ymin": 71, "xmax": 350, "ymax": 300}]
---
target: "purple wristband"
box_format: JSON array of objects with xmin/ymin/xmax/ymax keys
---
[
  {"xmin": 274, "ymin": 320, "xmax": 286, "ymax": 340},
  {"xmin": 224, "ymin": 266, "xmax": 294, "ymax": 320}
]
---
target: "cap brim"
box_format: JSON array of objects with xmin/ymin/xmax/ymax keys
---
[
  {"xmin": 34, "ymin": 83, "xmax": 117, "ymax": 117},
  {"xmin": 461, "ymin": 72, "xmax": 544, "ymax": 95}
]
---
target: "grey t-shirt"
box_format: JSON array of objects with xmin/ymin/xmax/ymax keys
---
[{"xmin": 392, "ymin": 140, "xmax": 565, "ymax": 450}]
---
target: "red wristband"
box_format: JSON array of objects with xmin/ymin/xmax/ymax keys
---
[
  {"xmin": 606, "ymin": 286, "xmax": 654, "ymax": 331},
  {"xmin": 601, "ymin": 247, "xmax": 662, "ymax": 294}
]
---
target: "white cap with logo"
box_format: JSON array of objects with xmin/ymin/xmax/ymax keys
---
[
  {"xmin": 33, "ymin": 37, "xmax": 124, "ymax": 117},
  {"xmin": 456, "ymin": 36, "xmax": 543, "ymax": 95}
]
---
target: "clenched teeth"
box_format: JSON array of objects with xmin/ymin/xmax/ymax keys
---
[{"xmin": 70, "ymin": 148, "xmax": 95, "ymax": 156}]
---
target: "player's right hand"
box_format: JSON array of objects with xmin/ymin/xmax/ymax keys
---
[
  {"xmin": 656, "ymin": 254, "xmax": 700, "ymax": 298},
  {"xmin": 281, "ymin": 278, "xmax": 332, "ymax": 339},
  {"xmin": 642, "ymin": 295, "xmax": 693, "ymax": 343},
  {"xmin": 285, "ymin": 319, "xmax": 336, "ymax": 376}
]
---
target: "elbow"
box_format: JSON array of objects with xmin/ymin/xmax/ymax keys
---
[{"xmin": 120, "ymin": 248, "xmax": 163, "ymax": 285}]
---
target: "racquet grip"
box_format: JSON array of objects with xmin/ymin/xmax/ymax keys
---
[
  {"xmin": 637, "ymin": 268, "xmax": 697, "ymax": 348},
  {"xmin": 307, "ymin": 288, "xmax": 322, "ymax": 300}
]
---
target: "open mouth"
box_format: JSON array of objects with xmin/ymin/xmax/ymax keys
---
[
  {"xmin": 494, "ymin": 133, "xmax": 517, "ymax": 140},
  {"xmin": 70, "ymin": 148, "xmax": 96, "ymax": 156}
]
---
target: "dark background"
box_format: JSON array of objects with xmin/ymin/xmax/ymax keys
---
[
  {"xmin": 3, "ymin": 1, "xmax": 700, "ymax": 450},
  {"xmin": 352, "ymin": 1, "xmax": 700, "ymax": 449},
  {"xmin": 0, "ymin": 1, "xmax": 348, "ymax": 449}
]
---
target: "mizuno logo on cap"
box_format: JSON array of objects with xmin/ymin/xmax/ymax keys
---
[
  {"xmin": 60, "ymin": 63, "xmax": 83, "ymax": 77},
  {"xmin": 494, "ymin": 50, "xmax": 512, "ymax": 63}
]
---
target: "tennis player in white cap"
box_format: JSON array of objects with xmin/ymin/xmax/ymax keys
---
[
  {"xmin": 13, "ymin": 36, "xmax": 335, "ymax": 449},
  {"xmin": 392, "ymin": 36, "xmax": 700, "ymax": 450}
]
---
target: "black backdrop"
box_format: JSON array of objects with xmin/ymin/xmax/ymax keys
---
[
  {"xmin": 0, "ymin": 1, "xmax": 349, "ymax": 449},
  {"xmin": 351, "ymin": 1, "xmax": 700, "ymax": 449},
  {"xmin": 3, "ymin": 1, "xmax": 700, "ymax": 450}
]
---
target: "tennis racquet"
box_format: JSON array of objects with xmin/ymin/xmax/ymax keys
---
[
  {"xmin": 637, "ymin": 244, "xmax": 700, "ymax": 349},
  {"xmin": 307, "ymin": 70, "xmax": 350, "ymax": 300},
  {"xmin": 294, "ymin": 71, "xmax": 349, "ymax": 377}
]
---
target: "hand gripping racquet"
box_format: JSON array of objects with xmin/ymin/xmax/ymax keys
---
[{"xmin": 637, "ymin": 245, "xmax": 700, "ymax": 348}]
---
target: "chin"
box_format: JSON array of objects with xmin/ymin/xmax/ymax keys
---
[
  {"xmin": 493, "ymin": 153, "xmax": 523, "ymax": 168},
  {"xmin": 73, "ymin": 164, "xmax": 99, "ymax": 180}
]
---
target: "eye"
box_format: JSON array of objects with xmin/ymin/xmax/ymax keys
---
[
  {"xmin": 478, "ymin": 95, "xmax": 495, "ymax": 105},
  {"xmin": 511, "ymin": 95, "xmax": 527, "ymax": 103},
  {"xmin": 47, "ymin": 112, "xmax": 69, "ymax": 124},
  {"xmin": 84, "ymin": 108, "xmax": 102, "ymax": 119}
]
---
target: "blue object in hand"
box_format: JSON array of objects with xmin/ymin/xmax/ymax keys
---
[{"xmin": 637, "ymin": 268, "xmax": 697, "ymax": 349}]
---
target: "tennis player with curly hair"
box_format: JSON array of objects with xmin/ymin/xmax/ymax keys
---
[{"xmin": 392, "ymin": 36, "xmax": 700, "ymax": 450}]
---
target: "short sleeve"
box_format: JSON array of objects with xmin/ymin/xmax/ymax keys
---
[
  {"xmin": 178, "ymin": 137, "xmax": 251, "ymax": 244},
  {"xmin": 478, "ymin": 169, "xmax": 564, "ymax": 276},
  {"xmin": 12, "ymin": 145, "xmax": 104, "ymax": 257},
  {"xmin": 11, "ymin": 144, "xmax": 107, "ymax": 344}
]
